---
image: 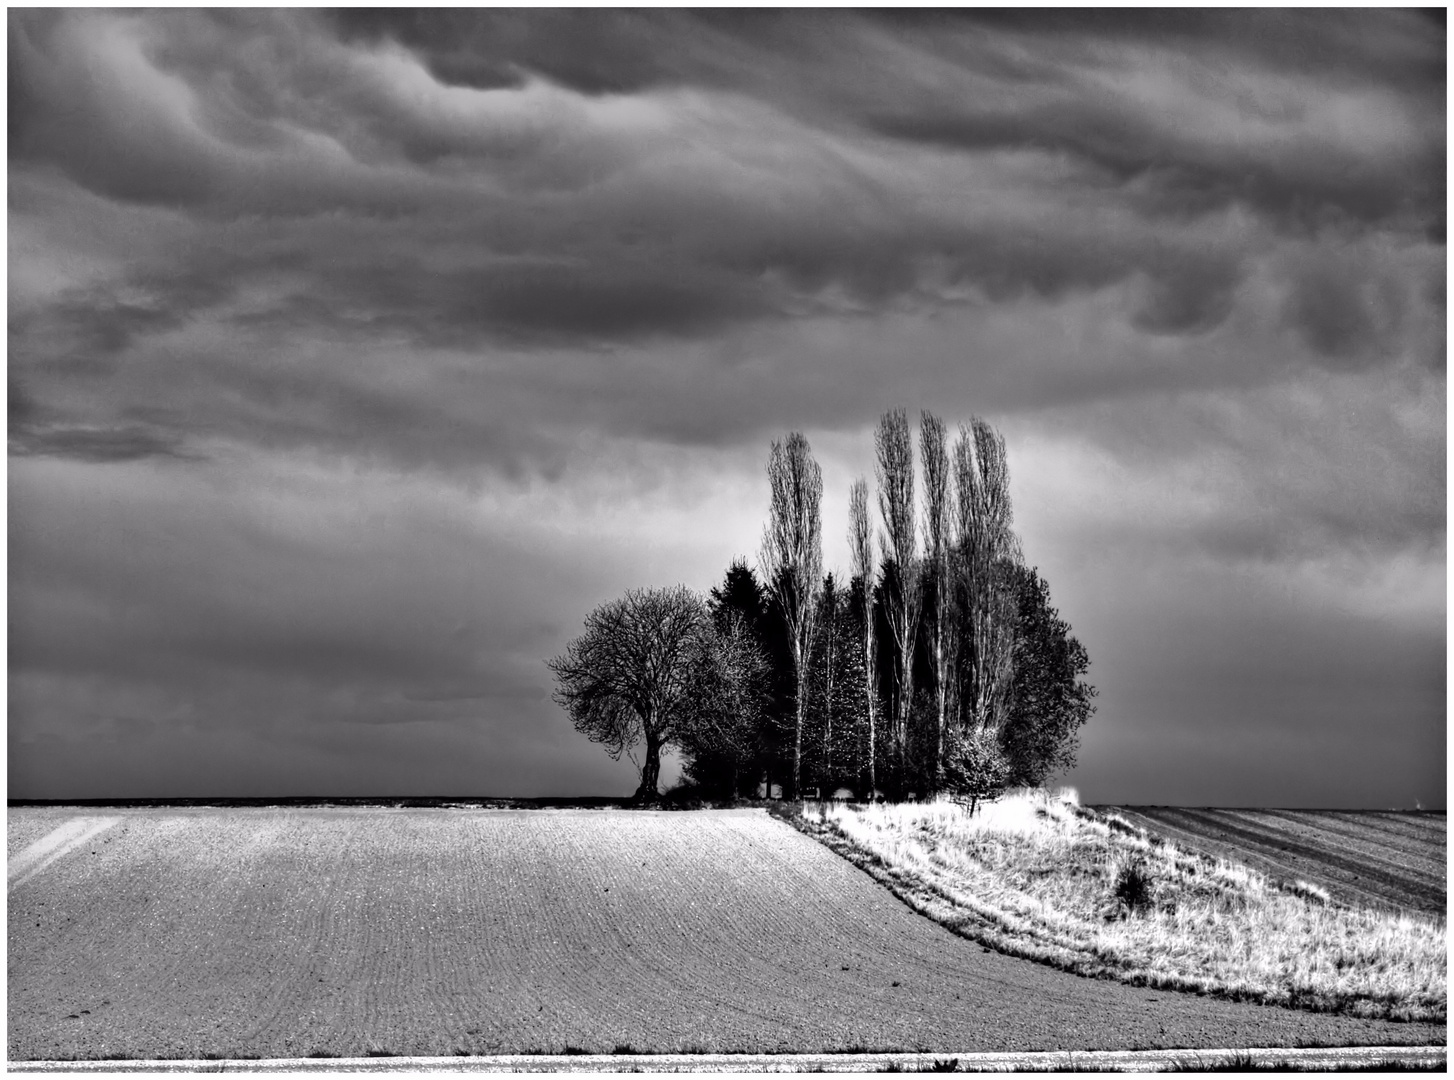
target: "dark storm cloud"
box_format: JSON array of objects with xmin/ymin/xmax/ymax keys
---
[
  {"xmin": 1128, "ymin": 255, "xmax": 1241, "ymax": 337},
  {"xmin": 8, "ymin": 422, "xmax": 196, "ymax": 464},
  {"xmin": 861, "ymin": 10, "xmax": 1442, "ymax": 229},
  {"xmin": 867, "ymin": 101, "xmax": 1438, "ymax": 240},
  {"xmin": 11, "ymin": 289, "xmax": 189, "ymax": 361},
  {"xmin": 329, "ymin": 8, "xmax": 680, "ymax": 96},
  {"xmin": 9, "ymin": 9, "xmax": 1441, "ymax": 384},
  {"xmin": 6, "ymin": 2, "xmax": 1437, "ymax": 498},
  {"xmin": 316, "ymin": 259, "xmax": 775, "ymax": 345},
  {"xmin": 331, "ymin": 8, "xmax": 1444, "ymax": 235}
]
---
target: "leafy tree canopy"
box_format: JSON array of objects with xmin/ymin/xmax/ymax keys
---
[{"xmin": 1001, "ymin": 565, "xmax": 1097, "ymax": 788}]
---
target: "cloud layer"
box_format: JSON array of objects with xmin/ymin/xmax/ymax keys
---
[{"xmin": 8, "ymin": 10, "xmax": 1444, "ymax": 806}]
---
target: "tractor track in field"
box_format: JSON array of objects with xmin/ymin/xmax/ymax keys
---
[
  {"xmin": 8, "ymin": 807, "xmax": 1447, "ymax": 1061},
  {"xmin": 1103, "ymin": 807, "xmax": 1445, "ymax": 916}
]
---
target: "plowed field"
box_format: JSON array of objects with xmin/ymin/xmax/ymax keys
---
[
  {"xmin": 7, "ymin": 808, "xmax": 1446, "ymax": 1061},
  {"xmin": 1104, "ymin": 808, "xmax": 1445, "ymax": 916}
]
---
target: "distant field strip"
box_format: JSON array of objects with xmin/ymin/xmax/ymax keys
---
[
  {"xmin": 8, "ymin": 807, "xmax": 1446, "ymax": 1061},
  {"xmin": 8, "ymin": 818, "xmax": 122, "ymax": 891},
  {"xmin": 1106, "ymin": 808, "xmax": 1446, "ymax": 915}
]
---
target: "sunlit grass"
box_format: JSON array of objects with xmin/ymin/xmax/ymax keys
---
[{"xmin": 801, "ymin": 789, "xmax": 1445, "ymax": 1022}]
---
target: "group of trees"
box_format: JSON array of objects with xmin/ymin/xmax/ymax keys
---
[{"xmin": 549, "ymin": 410, "xmax": 1096, "ymax": 805}]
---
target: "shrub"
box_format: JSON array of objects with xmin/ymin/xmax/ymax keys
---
[{"xmin": 1113, "ymin": 860, "xmax": 1154, "ymax": 915}]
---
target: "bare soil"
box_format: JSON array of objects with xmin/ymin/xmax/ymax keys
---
[
  {"xmin": 1103, "ymin": 808, "xmax": 1446, "ymax": 916},
  {"xmin": 7, "ymin": 807, "xmax": 1446, "ymax": 1061}
]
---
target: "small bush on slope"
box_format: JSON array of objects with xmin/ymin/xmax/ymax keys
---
[{"xmin": 797, "ymin": 790, "xmax": 1445, "ymax": 1022}]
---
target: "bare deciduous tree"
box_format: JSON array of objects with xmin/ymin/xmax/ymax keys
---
[
  {"xmin": 953, "ymin": 418, "xmax": 1020, "ymax": 737},
  {"xmin": 679, "ymin": 610, "xmax": 771, "ymax": 798},
  {"xmin": 848, "ymin": 477, "xmax": 878, "ymax": 798},
  {"xmin": 875, "ymin": 408, "xmax": 919, "ymax": 790},
  {"xmin": 546, "ymin": 585, "xmax": 713, "ymax": 804},
  {"xmin": 920, "ymin": 410, "xmax": 953, "ymax": 791},
  {"xmin": 760, "ymin": 431, "xmax": 823, "ymax": 799}
]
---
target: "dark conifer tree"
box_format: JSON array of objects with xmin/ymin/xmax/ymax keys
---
[
  {"xmin": 870, "ymin": 571, "xmax": 901, "ymax": 794},
  {"xmin": 804, "ymin": 573, "xmax": 870, "ymax": 795},
  {"xmin": 700, "ymin": 558, "xmax": 795, "ymax": 796},
  {"xmin": 842, "ymin": 574, "xmax": 880, "ymax": 796}
]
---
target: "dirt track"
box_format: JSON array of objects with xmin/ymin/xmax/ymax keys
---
[
  {"xmin": 1104, "ymin": 808, "xmax": 1446, "ymax": 915},
  {"xmin": 7, "ymin": 808, "xmax": 1446, "ymax": 1060}
]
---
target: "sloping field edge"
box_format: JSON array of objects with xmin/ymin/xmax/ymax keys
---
[
  {"xmin": 8, "ymin": 1046, "xmax": 1447, "ymax": 1073},
  {"xmin": 1105, "ymin": 807, "xmax": 1445, "ymax": 916},
  {"xmin": 785, "ymin": 810, "xmax": 1445, "ymax": 1024},
  {"xmin": 1122, "ymin": 807, "xmax": 1445, "ymax": 916}
]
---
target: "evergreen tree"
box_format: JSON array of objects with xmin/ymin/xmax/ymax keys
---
[
  {"xmin": 702, "ymin": 558, "xmax": 794, "ymax": 796},
  {"xmin": 804, "ymin": 573, "xmax": 869, "ymax": 794},
  {"xmin": 709, "ymin": 558, "xmax": 767, "ymax": 633},
  {"xmin": 842, "ymin": 573, "xmax": 880, "ymax": 796}
]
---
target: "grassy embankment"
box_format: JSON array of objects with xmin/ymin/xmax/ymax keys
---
[{"xmin": 798, "ymin": 790, "xmax": 1446, "ymax": 1023}]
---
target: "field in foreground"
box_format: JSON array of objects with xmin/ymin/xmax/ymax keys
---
[
  {"xmin": 7, "ymin": 807, "xmax": 1447, "ymax": 1061},
  {"xmin": 803, "ymin": 793, "xmax": 1445, "ymax": 1023},
  {"xmin": 1103, "ymin": 807, "xmax": 1445, "ymax": 917}
]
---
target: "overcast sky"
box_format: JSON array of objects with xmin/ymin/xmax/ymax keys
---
[{"xmin": 8, "ymin": 9, "xmax": 1445, "ymax": 808}]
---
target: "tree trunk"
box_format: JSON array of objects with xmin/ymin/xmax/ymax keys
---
[
  {"xmin": 635, "ymin": 728, "xmax": 663, "ymax": 804},
  {"xmin": 934, "ymin": 624, "xmax": 946, "ymax": 795},
  {"xmin": 897, "ymin": 667, "xmax": 910, "ymax": 793},
  {"xmin": 823, "ymin": 628, "xmax": 835, "ymax": 789},
  {"xmin": 864, "ymin": 597, "xmax": 876, "ymax": 799},
  {"xmin": 791, "ymin": 639, "xmax": 803, "ymax": 800}
]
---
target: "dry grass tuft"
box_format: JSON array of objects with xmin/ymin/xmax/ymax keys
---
[{"xmin": 801, "ymin": 790, "xmax": 1445, "ymax": 1022}]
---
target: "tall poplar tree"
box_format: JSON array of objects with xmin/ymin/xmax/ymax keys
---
[
  {"xmin": 953, "ymin": 418, "xmax": 1019, "ymax": 735},
  {"xmin": 920, "ymin": 411, "xmax": 953, "ymax": 791},
  {"xmin": 760, "ymin": 432, "xmax": 823, "ymax": 799},
  {"xmin": 875, "ymin": 408, "xmax": 919, "ymax": 791},
  {"xmin": 848, "ymin": 478, "xmax": 878, "ymax": 797}
]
